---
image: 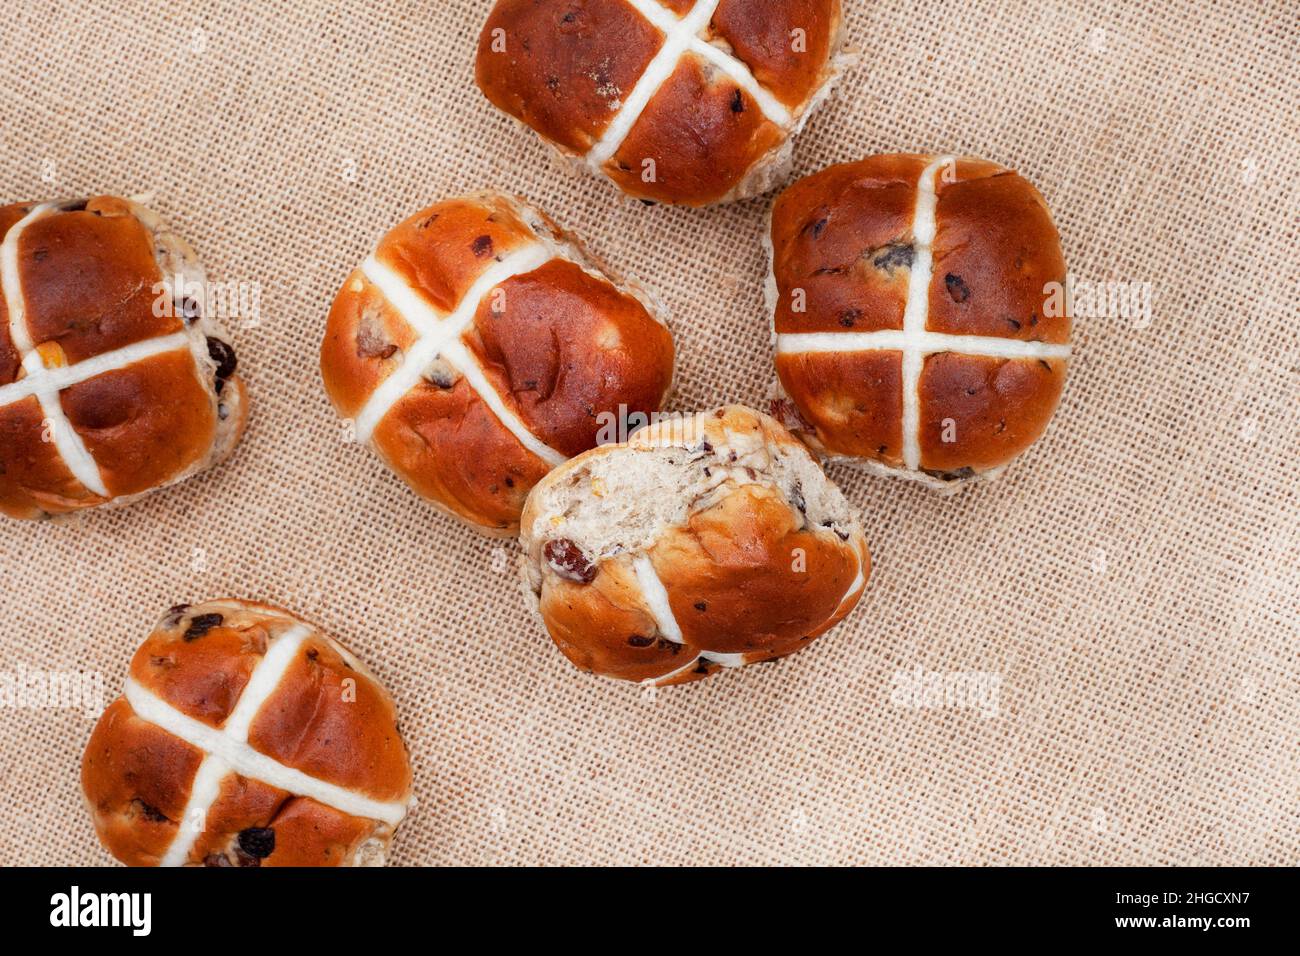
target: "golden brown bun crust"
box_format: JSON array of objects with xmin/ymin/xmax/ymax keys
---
[
  {"xmin": 189, "ymin": 779, "xmax": 376, "ymax": 868},
  {"xmin": 0, "ymin": 197, "xmax": 245, "ymax": 518},
  {"xmin": 522, "ymin": 405, "xmax": 870, "ymax": 685},
  {"xmin": 774, "ymin": 350, "xmax": 904, "ymax": 463},
  {"xmin": 0, "ymin": 396, "xmax": 91, "ymax": 517},
  {"xmin": 538, "ymin": 502, "xmax": 868, "ymax": 684},
  {"xmin": 540, "ymin": 559, "xmax": 691, "ymax": 684},
  {"xmin": 475, "ymin": 0, "xmax": 664, "ymax": 155},
  {"xmin": 321, "ymin": 193, "xmax": 674, "ymax": 535},
  {"xmin": 61, "ymin": 351, "xmax": 216, "ymax": 499},
  {"xmin": 771, "ymin": 153, "xmax": 929, "ymax": 335},
  {"xmin": 371, "ymin": 375, "xmax": 552, "ymax": 532},
  {"xmin": 918, "ymin": 354, "xmax": 1067, "ymax": 472},
  {"xmin": 245, "ymin": 631, "xmax": 411, "ymax": 802},
  {"xmin": 320, "ymin": 271, "xmax": 420, "ymax": 421},
  {"xmin": 465, "ymin": 258, "xmax": 675, "ymax": 458},
  {"xmin": 81, "ymin": 698, "xmax": 203, "ymax": 866},
  {"xmin": 82, "ymin": 600, "xmax": 413, "ymax": 867},
  {"xmin": 320, "ymin": 195, "xmax": 540, "ymax": 421},
  {"xmin": 475, "ymin": 0, "xmax": 843, "ymax": 206},
  {"xmin": 375, "ymin": 195, "xmax": 539, "ymax": 312},
  {"xmin": 771, "ymin": 154, "xmax": 1070, "ymax": 475},
  {"xmin": 709, "ymin": 0, "xmax": 840, "ymax": 108},
  {"xmin": 652, "ymin": 484, "xmax": 863, "ymax": 657},
  {"xmin": 603, "ymin": 53, "xmax": 786, "ymax": 206},
  {"xmin": 928, "ymin": 159, "xmax": 1070, "ymax": 343},
  {"xmin": 18, "ymin": 200, "xmax": 179, "ymax": 360},
  {"xmin": 0, "ymin": 205, "xmax": 30, "ymax": 383}
]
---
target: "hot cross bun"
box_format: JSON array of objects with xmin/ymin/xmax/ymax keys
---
[
  {"xmin": 520, "ymin": 405, "xmax": 870, "ymax": 684},
  {"xmin": 476, "ymin": 0, "xmax": 845, "ymax": 206},
  {"xmin": 767, "ymin": 154, "xmax": 1072, "ymax": 491},
  {"xmin": 321, "ymin": 191, "xmax": 675, "ymax": 535},
  {"xmin": 0, "ymin": 196, "xmax": 247, "ymax": 519},
  {"xmin": 82, "ymin": 600, "xmax": 413, "ymax": 867}
]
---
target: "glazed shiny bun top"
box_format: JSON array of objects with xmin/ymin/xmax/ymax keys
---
[
  {"xmin": 321, "ymin": 191, "xmax": 675, "ymax": 535},
  {"xmin": 0, "ymin": 196, "xmax": 247, "ymax": 519},
  {"xmin": 476, "ymin": 0, "xmax": 845, "ymax": 206},
  {"xmin": 768, "ymin": 154, "xmax": 1072, "ymax": 490}
]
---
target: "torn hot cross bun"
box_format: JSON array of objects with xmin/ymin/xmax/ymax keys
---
[
  {"xmin": 321, "ymin": 191, "xmax": 675, "ymax": 536},
  {"xmin": 476, "ymin": 0, "xmax": 846, "ymax": 206},
  {"xmin": 767, "ymin": 154, "xmax": 1072, "ymax": 492},
  {"xmin": 82, "ymin": 600, "xmax": 413, "ymax": 867},
  {"xmin": 0, "ymin": 196, "xmax": 248, "ymax": 519},
  {"xmin": 520, "ymin": 405, "xmax": 870, "ymax": 685}
]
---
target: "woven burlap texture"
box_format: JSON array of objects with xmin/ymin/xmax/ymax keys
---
[{"xmin": 0, "ymin": 0, "xmax": 1296, "ymax": 866}]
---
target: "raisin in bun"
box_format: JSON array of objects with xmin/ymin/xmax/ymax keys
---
[
  {"xmin": 82, "ymin": 600, "xmax": 413, "ymax": 867},
  {"xmin": 0, "ymin": 196, "xmax": 247, "ymax": 519},
  {"xmin": 476, "ymin": 0, "xmax": 845, "ymax": 206},
  {"xmin": 520, "ymin": 405, "xmax": 870, "ymax": 685},
  {"xmin": 767, "ymin": 154, "xmax": 1072, "ymax": 492},
  {"xmin": 321, "ymin": 191, "xmax": 675, "ymax": 536}
]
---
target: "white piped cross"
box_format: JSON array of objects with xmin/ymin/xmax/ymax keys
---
[
  {"xmin": 352, "ymin": 243, "xmax": 566, "ymax": 466},
  {"xmin": 349, "ymin": 199, "xmax": 655, "ymax": 466}
]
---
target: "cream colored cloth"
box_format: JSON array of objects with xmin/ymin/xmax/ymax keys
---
[{"xmin": 0, "ymin": 0, "xmax": 1295, "ymax": 866}]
